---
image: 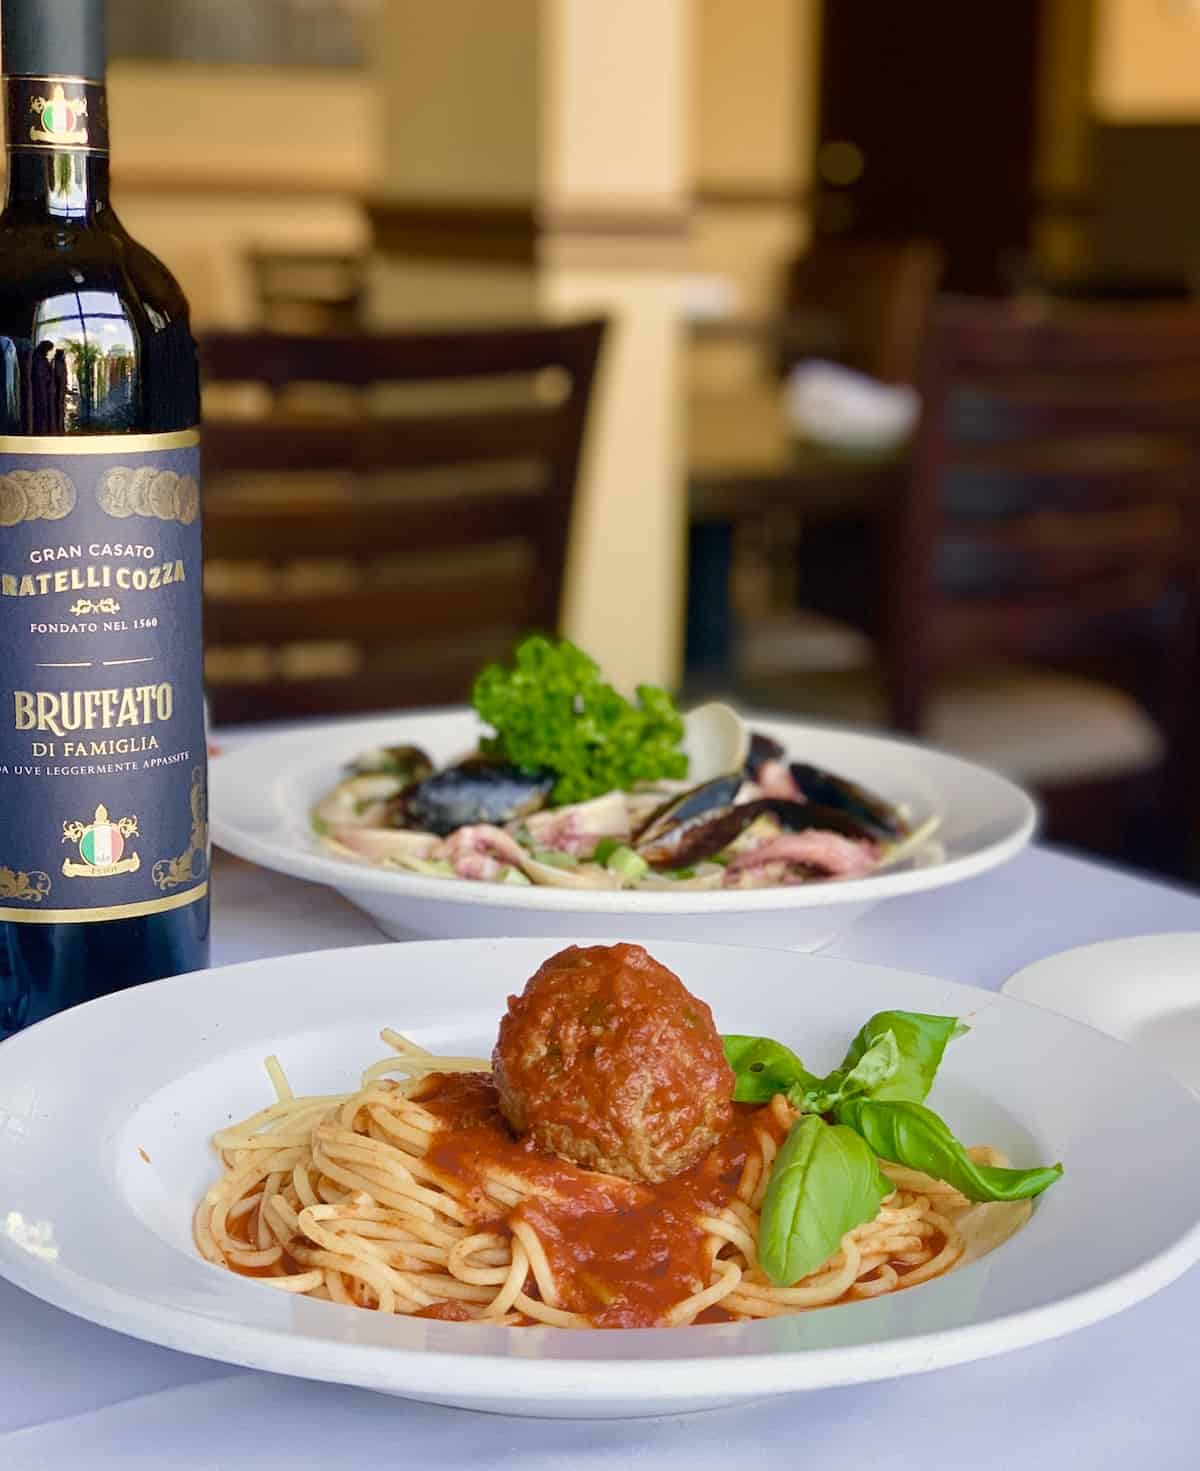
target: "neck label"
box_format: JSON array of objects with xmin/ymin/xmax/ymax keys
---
[{"xmin": 4, "ymin": 77, "xmax": 108, "ymax": 154}]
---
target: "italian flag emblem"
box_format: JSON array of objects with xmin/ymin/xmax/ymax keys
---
[
  {"xmin": 62, "ymin": 804, "xmax": 141, "ymax": 878},
  {"xmin": 29, "ymin": 84, "xmax": 89, "ymax": 147}
]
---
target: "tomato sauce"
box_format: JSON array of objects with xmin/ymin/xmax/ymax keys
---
[
  {"xmin": 220, "ymin": 1192, "xmax": 297, "ymax": 1278},
  {"xmin": 420, "ymin": 1071, "xmax": 787, "ymax": 1328},
  {"xmin": 413, "ymin": 1300, "xmax": 473, "ymax": 1322}
]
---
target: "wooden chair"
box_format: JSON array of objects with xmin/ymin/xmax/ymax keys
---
[
  {"xmin": 248, "ymin": 251, "xmax": 367, "ymax": 334},
  {"xmin": 779, "ymin": 237, "xmax": 946, "ymax": 384},
  {"xmin": 752, "ymin": 296, "xmax": 1200, "ymax": 859},
  {"xmin": 734, "ymin": 238, "xmax": 944, "ymax": 685},
  {"xmin": 200, "ymin": 320, "xmax": 606, "ymax": 724}
]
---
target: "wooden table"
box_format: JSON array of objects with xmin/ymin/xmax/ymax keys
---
[{"xmin": 685, "ymin": 380, "xmax": 907, "ymax": 680}]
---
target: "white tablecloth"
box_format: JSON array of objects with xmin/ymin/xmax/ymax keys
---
[{"xmin": 4, "ymin": 846, "xmax": 1200, "ymax": 1470}]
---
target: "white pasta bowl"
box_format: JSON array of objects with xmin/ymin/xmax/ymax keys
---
[
  {"xmin": 209, "ymin": 708, "xmax": 1037, "ymax": 950},
  {"xmin": 1, "ymin": 938, "xmax": 1198, "ymax": 1418}
]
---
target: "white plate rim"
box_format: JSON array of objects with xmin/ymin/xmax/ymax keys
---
[
  {"xmin": 209, "ymin": 708, "xmax": 1039, "ymax": 915},
  {"xmin": 1003, "ymin": 933, "xmax": 1200, "ymax": 1002},
  {"xmin": 1002, "ymin": 933, "xmax": 1200, "ymax": 1068},
  {"xmin": 2, "ymin": 936, "xmax": 1199, "ymax": 1412}
]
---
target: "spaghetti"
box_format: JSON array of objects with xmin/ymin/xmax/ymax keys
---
[{"xmin": 194, "ymin": 1029, "xmax": 1016, "ymax": 1328}]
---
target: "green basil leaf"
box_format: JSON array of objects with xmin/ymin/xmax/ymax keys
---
[
  {"xmin": 836, "ymin": 1011, "xmax": 966, "ymax": 1104},
  {"xmin": 722, "ymin": 1035, "xmax": 821, "ymax": 1104},
  {"xmin": 836, "ymin": 1098, "xmax": 1063, "ymax": 1202},
  {"xmin": 841, "ymin": 1029, "xmax": 901, "ymax": 1094},
  {"xmin": 759, "ymin": 1115, "xmax": 893, "ymax": 1286},
  {"xmin": 796, "ymin": 1032, "xmax": 901, "ymax": 1115}
]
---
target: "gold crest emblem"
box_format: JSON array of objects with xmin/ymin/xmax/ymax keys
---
[
  {"xmin": 0, "ymin": 866, "xmax": 51, "ymax": 903},
  {"xmin": 62, "ymin": 804, "xmax": 140, "ymax": 878},
  {"xmin": 30, "ymin": 84, "xmax": 89, "ymax": 146}
]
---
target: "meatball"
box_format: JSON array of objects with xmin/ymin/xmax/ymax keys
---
[{"xmin": 492, "ymin": 942, "xmax": 735, "ymax": 1183}]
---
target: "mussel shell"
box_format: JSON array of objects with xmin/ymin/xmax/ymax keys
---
[
  {"xmin": 788, "ymin": 762, "xmax": 906, "ymax": 838},
  {"xmin": 633, "ymin": 774, "xmax": 744, "ymax": 849},
  {"xmin": 636, "ymin": 797, "xmax": 887, "ymax": 870},
  {"xmin": 755, "ymin": 798, "xmax": 889, "ymax": 843},
  {"xmin": 683, "ymin": 701, "xmax": 750, "ymax": 784},
  {"xmin": 745, "ymin": 731, "xmax": 786, "ymax": 779},
  {"xmin": 393, "ymin": 758, "xmax": 554, "ymax": 837}
]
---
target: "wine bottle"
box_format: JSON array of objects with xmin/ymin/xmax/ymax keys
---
[{"xmin": 0, "ymin": 0, "xmax": 209, "ymax": 1038}]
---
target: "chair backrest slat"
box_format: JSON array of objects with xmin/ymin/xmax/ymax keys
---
[
  {"xmin": 884, "ymin": 296, "xmax": 1200, "ymax": 730},
  {"xmin": 211, "ymin": 666, "xmax": 491, "ymax": 727},
  {"xmin": 205, "ymin": 572, "xmax": 535, "ymax": 646},
  {"xmin": 931, "ymin": 567, "xmax": 1176, "ymax": 660},
  {"xmin": 942, "ymin": 438, "xmax": 1197, "ymax": 516},
  {"xmin": 202, "ymin": 408, "xmax": 566, "ymax": 472},
  {"xmin": 200, "ymin": 320, "xmax": 605, "ymax": 723},
  {"xmin": 201, "ymin": 323, "xmax": 598, "ymax": 386},
  {"xmin": 202, "ymin": 490, "xmax": 542, "ymax": 561}
]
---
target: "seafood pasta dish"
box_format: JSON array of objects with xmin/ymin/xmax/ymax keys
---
[
  {"xmin": 314, "ymin": 637, "xmax": 941, "ymax": 892},
  {"xmin": 196, "ymin": 942, "xmax": 1060, "ymax": 1328}
]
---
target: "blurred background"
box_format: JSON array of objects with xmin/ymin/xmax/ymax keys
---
[{"xmin": 26, "ymin": 0, "xmax": 1200, "ymax": 876}]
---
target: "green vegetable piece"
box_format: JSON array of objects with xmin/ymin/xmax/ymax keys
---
[
  {"xmin": 471, "ymin": 635, "xmax": 688, "ymax": 805},
  {"xmin": 836, "ymin": 1098, "xmax": 1063, "ymax": 1203},
  {"xmin": 839, "ymin": 1030, "xmax": 901, "ymax": 1095},
  {"xmin": 834, "ymin": 1011, "xmax": 967, "ymax": 1105},
  {"xmin": 759, "ymin": 1115, "xmax": 893, "ymax": 1286},
  {"xmin": 605, "ymin": 845, "xmax": 649, "ymax": 881},
  {"xmin": 722, "ymin": 1035, "xmax": 821, "ymax": 1104},
  {"xmin": 592, "ymin": 837, "xmax": 621, "ymax": 866},
  {"xmin": 729, "ymin": 1010, "xmax": 967, "ymax": 1116},
  {"xmin": 802, "ymin": 1029, "xmax": 905, "ymax": 1113}
]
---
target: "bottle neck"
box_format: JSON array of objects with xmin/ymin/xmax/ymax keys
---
[
  {"xmin": 2, "ymin": 76, "xmax": 111, "ymax": 224},
  {"xmin": 4, "ymin": 147, "xmax": 111, "ymax": 223}
]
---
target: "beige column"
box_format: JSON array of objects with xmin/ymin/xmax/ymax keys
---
[
  {"xmin": 366, "ymin": 0, "xmax": 691, "ymax": 693},
  {"xmin": 685, "ymin": 0, "xmax": 819, "ymax": 634},
  {"xmin": 690, "ymin": 0, "xmax": 819, "ymax": 392},
  {"xmin": 1093, "ymin": 0, "xmax": 1200, "ymax": 119}
]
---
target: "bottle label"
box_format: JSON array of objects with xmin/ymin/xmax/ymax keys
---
[
  {"xmin": 0, "ymin": 430, "xmax": 207, "ymax": 924},
  {"xmin": 3, "ymin": 77, "xmax": 109, "ymax": 154}
]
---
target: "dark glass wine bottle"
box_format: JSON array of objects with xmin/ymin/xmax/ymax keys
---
[{"xmin": 0, "ymin": 0, "xmax": 209, "ymax": 1039}]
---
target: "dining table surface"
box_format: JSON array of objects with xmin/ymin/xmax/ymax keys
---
[
  {"xmin": 687, "ymin": 380, "xmax": 906, "ymax": 524},
  {"xmin": 3, "ymin": 829, "xmax": 1200, "ymax": 1468},
  {"xmin": 684, "ymin": 377, "xmax": 905, "ymax": 680}
]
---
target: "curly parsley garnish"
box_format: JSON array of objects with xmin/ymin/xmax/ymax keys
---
[{"xmin": 471, "ymin": 636, "xmax": 688, "ymax": 804}]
